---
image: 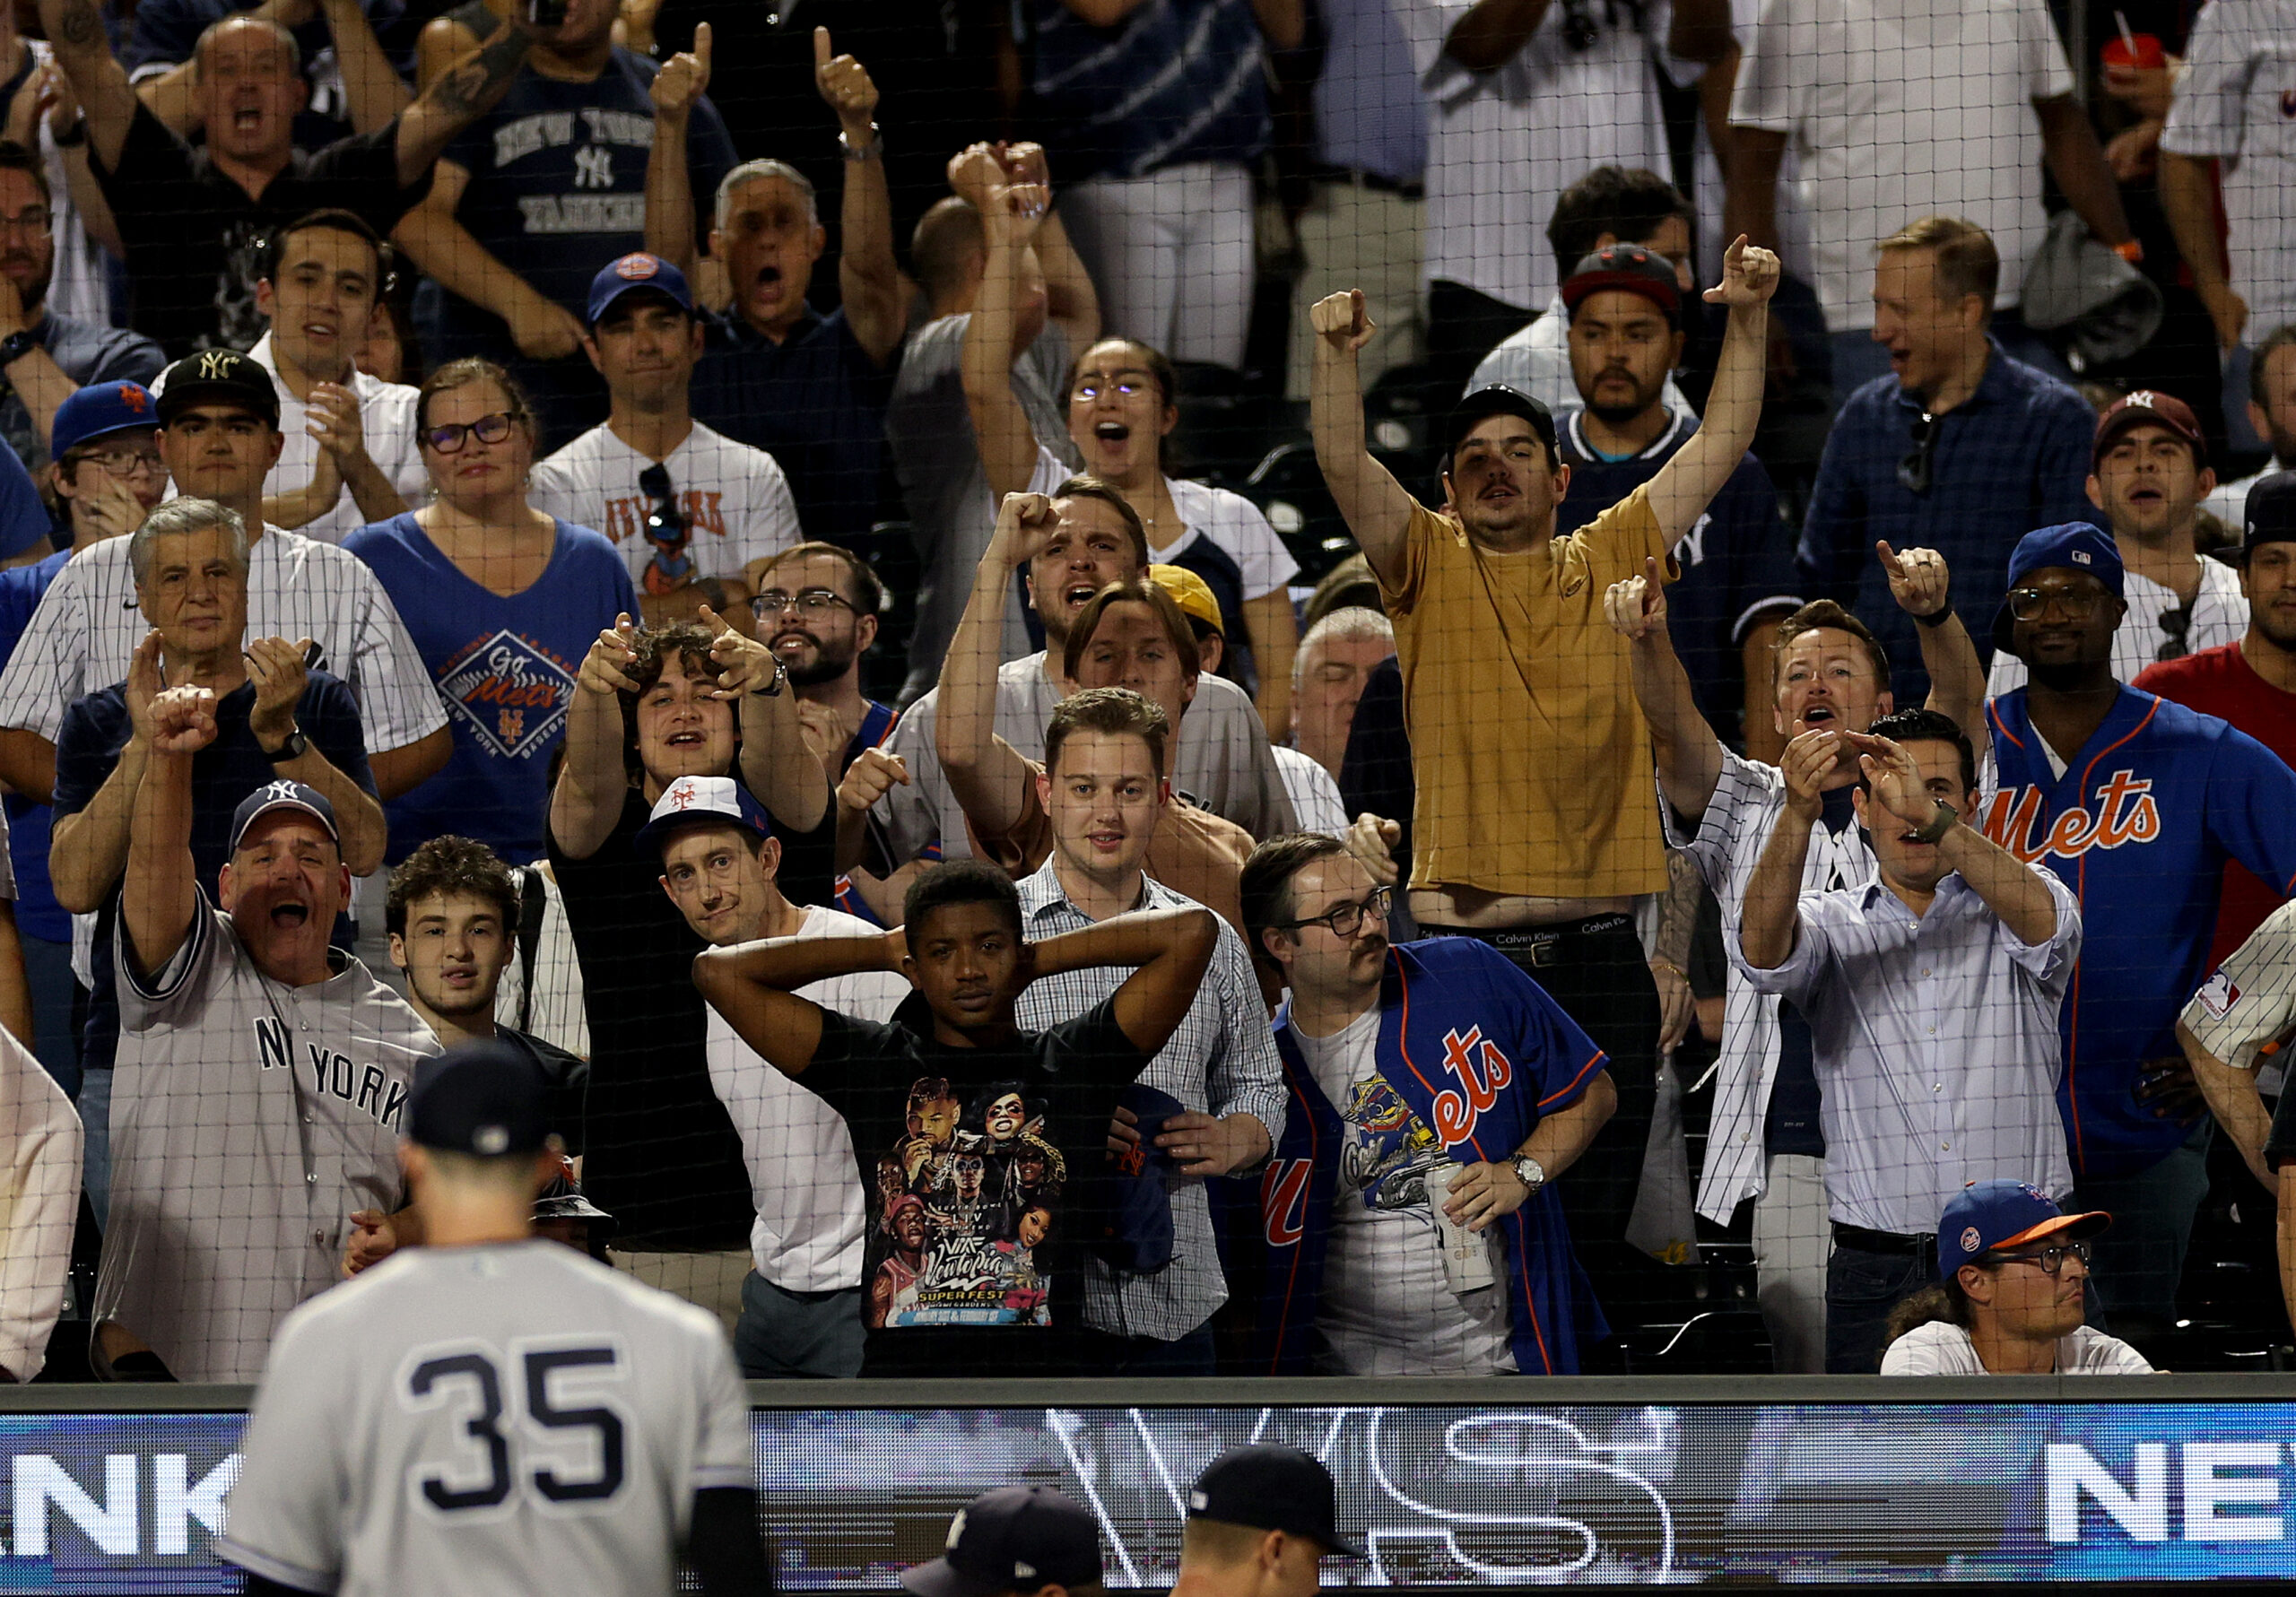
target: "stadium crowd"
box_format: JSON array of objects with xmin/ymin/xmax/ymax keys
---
[{"xmin": 0, "ymin": 0, "xmax": 2286, "ymax": 1399}]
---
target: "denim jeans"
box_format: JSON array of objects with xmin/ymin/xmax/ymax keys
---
[{"xmin": 1825, "ymin": 1235, "xmax": 1935, "ymax": 1374}]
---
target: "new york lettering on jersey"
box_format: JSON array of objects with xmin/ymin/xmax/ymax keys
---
[{"xmin": 254, "ymin": 1014, "xmax": 410, "ymax": 1131}]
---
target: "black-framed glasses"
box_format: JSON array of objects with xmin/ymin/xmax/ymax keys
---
[
  {"xmin": 2005, "ymin": 586, "xmax": 2108, "ymax": 622},
  {"xmin": 1897, "ymin": 411, "xmax": 1940, "ymax": 495},
  {"xmin": 752, "ymin": 586, "xmax": 856, "ymax": 619},
  {"xmin": 1277, "ymin": 886, "xmax": 1392, "ymax": 940},
  {"xmin": 423, "ymin": 411, "xmax": 517, "ymax": 454},
  {"xmin": 2155, "ymin": 602, "xmax": 2194, "ymax": 662},
  {"xmin": 1987, "ymin": 1240, "xmax": 2091, "ymax": 1277},
  {"xmin": 75, "ymin": 446, "xmax": 166, "ymax": 476},
  {"xmin": 638, "ymin": 463, "xmax": 687, "ymax": 550}
]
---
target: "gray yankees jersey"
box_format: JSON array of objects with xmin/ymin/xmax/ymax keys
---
[
  {"xmin": 218, "ymin": 1241, "xmax": 752, "ymax": 1597},
  {"xmin": 94, "ymin": 894, "xmax": 439, "ymax": 1381}
]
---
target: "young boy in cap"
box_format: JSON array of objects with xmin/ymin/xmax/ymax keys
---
[
  {"xmin": 1172, "ymin": 1444, "xmax": 1361, "ymax": 1597},
  {"xmin": 904, "ymin": 1484, "xmax": 1105, "ymax": 1597},
  {"xmin": 1881, "ymin": 1180, "xmax": 2151, "ymax": 1375},
  {"xmin": 219, "ymin": 1041, "xmax": 772, "ymax": 1597}
]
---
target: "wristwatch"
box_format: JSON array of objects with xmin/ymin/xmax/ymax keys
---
[
  {"xmin": 1911, "ymin": 800, "xmax": 1959, "ymax": 845},
  {"xmin": 0, "ymin": 330, "xmax": 36, "ymax": 367},
  {"xmin": 748, "ymin": 659, "xmax": 787, "ymax": 699},
  {"xmin": 261, "ymin": 727, "xmax": 309, "ymax": 763},
  {"xmin": 839, "ymin": 124, "xmax": 883, "ymax": 162},
  {"xmin": 1509, "ymin": 1155, "xmax": 1546, "ymax": 1194}
]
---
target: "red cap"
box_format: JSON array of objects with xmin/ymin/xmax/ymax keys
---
[{"xmin": 2092, "ymin": 389, "xmax": 2206, "ymax": 470}]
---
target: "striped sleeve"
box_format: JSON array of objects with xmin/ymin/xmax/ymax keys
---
[{"xmin": 336, "ymin": 549, "xmax": 450, "ymax": 750}]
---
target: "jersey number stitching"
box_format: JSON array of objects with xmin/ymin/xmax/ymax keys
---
[{"xmin": 405, "ymin": 1346, "xmax": 629, "ymax": 1515}]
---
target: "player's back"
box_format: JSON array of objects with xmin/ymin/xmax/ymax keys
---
[{"xmin": 219, "ymin": 1240, "xmax": 752, "ymax": 1597}]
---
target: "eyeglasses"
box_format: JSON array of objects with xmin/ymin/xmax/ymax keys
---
[
  {"xmin": 752, "ymin": 586, "xmax": 856, "ymax": 618},
  {"xmin": 1072, "ymin": 378, "xmax": 1149, "ymax": 402},
  {"xmin": 2005, "ymin": 586, "xmax": 2108, "ymax": 622},
  {"xmin": 75, "ymin": 447, "xmax": 166, "ymax": 477},
  {"xmin": 638, "ymin": 463, "xmax": 688, "ymax": 551},
  {"xmin": 423, "ymin": 411, "xmax": 517, "ymax": 454},
  {"xmin": 1276, "ymin": 886, "xmax": 1391, "ymax": 940},
  {"xmin": 1897, "ymin": 411, "xmax": 1941, "ymax": 495},
  {"xmin": 1987, "ymin": 1240, "xmax": 2091, "ymax": 1277},
  {"xmin": 0, "ymin": 208, "xmax": 51, "ymax": 239}
]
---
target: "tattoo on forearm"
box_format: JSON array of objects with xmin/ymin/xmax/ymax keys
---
[
  {"xmin": 428, "ymin": 27, "xmax": 533, "ymax": 120},
  {"xmin": 57, "ymin": 0, "xmax": 105, "ymax": 51},
  {"xmin": 1655, "ymin": 848, "xmax": 1701, "ymax": 969}
]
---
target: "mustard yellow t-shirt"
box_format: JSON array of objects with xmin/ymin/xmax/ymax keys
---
[{"xmin": 1378, "ymin": 486, "xmax": 1674, "ymax": 898}]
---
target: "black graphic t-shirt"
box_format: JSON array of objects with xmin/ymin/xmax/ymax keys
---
[{"xmin": 804, "ymin": 995, "xmax": 1150, "ymax": 1374}]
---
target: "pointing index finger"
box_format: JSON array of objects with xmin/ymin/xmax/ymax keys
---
[
  {"xmin": 694, "ymin": 21, "xmax": 711, "ymax": 67},
  {"xmin": 813, "ymin": 24, "xmax": 831, "ymax": 69},
  {"xmin": 1876, "ymin": 539, "xmax": 1903, "ymax": 575}
]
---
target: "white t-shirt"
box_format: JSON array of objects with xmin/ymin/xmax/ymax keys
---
[
  {"xmin": 1295, "ymin": 1007, "xmax": 1514, "ymax": 1376},
  {"xmin": 529, "ymin": 421, "xmax": 802, "ymax": 594},
  {"xmin": 1986, "ymin": 554, "xmax": 2248, "ymax": 696},
  {"xmin": 2160, "ymin": 1, "xmax": 2296, "ymax": 334},
  {"xmin": 1730, "ymin": 0, "xmax": 2075, "ymax": 331},
  {"xmin": 703, "ymin": 907, "xmax": 909, "ymax": 1292},
  {"xmin": 1881, "ymin": 1318, "xmax": 2155, "ymax": 1375},
  {"xmin": 1396, "ymin": 0, "xmax": 1683, "ymax": 313}
]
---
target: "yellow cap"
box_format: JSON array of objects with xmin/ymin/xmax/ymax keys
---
[{"xmin": 1148, "ymin": 564, "xmax": 1223, "ymax": 634}]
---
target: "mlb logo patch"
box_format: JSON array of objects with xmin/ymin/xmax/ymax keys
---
[
  {"xmin": 2197, "ymin": 969, "xmax": 2240, "ymax": 1019},
  {"xmin": 2071, "ymin": 550, "xmax": 2092, "ymax": 566}
]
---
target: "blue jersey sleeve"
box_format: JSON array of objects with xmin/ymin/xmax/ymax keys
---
[
  {"xmin": 2205, "ymin": 724, "xmax": 2296, "ymax": 900},
  {"xmin": 1482, "ymin": 949, "xmax": 1609, "ymax": 1115}
]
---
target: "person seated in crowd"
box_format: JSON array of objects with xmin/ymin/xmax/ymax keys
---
[
  {"xmin": 1608, "ymin": 545, "xmax": 1983, "ymax": 1374},
  {"xmin": 2138, "ymin": 473, "xmax": 2296, "ymax": 974},
  {"xmin": 654, "ymin": 28, "xmax": 906, "ymax": 547},
  {"xmin": 1240, "ymin": 832, "xmax": 1616, "ymax": 1376},
  {"xmin": 98, "ymin": 753, "xmax": 434, "ymax": 1383},
  {"xmin": 1988, "ymin": 393, "xmax": 2243, "ymax": 695},
  {"xmin": 545, "ymin": 612, "xmax": 825, "ymax": 1321},
  {"xmin": 886, "ymin": 143, "xmax": 1097, "ymax": 701},
  {"xmin": 0, "ymin": 1020, "xmax": 80, "ymax": 1382},
  {"xmin": 1796, "ymin": 217, "xmax": 2097, "ymax": 705},
  {"xmin": 692, "ymin": 859, "xmax": 1217, "ymax": 1375},
  {"xmin": 1548, "ymin": 241, "xmax": 1799, "ymax": 759},
  {"xmin": 2201, "ymin": 325, "xmax": 2296, "ymax": 527},
  {"xmin": 1290, "ymin": 608, "xmax": 1393, "ymax": 829},
  {"xmin": 1881, "ymin": 1181, "xmax": 2150, "ymax": 1375},
  {"xmin": 1735, "ymin": 710, "xmax": 2081, "ymax": 1374},
  {"xmin": 967, "ymin": 186, "xmax": 1298, "ymax": 734},
  {"xmin": 394, "ymin": 0, "xmax": 737, "ymax": 449},
  {"xmin": 125, "ymin": 0, "xmax": 412, "ymax": 148},
  {"xmin": 966, "ymin": 685, "xmax": 1285, "ymax": 1376},
  {"xmin": 38, "ymin": 0, "xmax": 543, "ymax": 357},
  {"xmin": 0, "ymin": 140, "xmax": 161, "ymax": 472},
  {"xmin": 1152, "ymin": 565, "xmax": 1345, "ymax": 839},
  {"xmin": 647, "ymin": 775, "xmax": 903, "ymax": 1378},
  {"xmin": 1467, "ymin": 166, "xmax": 1695, "ymax": 421},
  {"xmin": 1979, "ymin": 523, "xmax": 2296, "ymax": 1331},
  {"xmin": 939, "ymin": 494, "xmax": 1259, "ymax": 932},
  {"xmin": 344, "ymin": 356, "xmax": 635, "ymax": 867},
  {"xmin": 528, "ymin": 254, "xmax": 798, "ymax": 626},
  {"xmin": 859, "ymin": 479, "xmax": 1292, "ymax": 882},
  {"xmin": 1307, "ymin": 236, "xmax": 1780, "ymax": 1317},
  {"xmin": 235, "ymin": 207, "xmax": 424, "ymax": 543}
]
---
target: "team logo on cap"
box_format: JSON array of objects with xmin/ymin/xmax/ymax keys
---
[
  {"xmin": 614, "ymin": 253, "xmax": 661, "ymax": 280},
  {"xmin": 195, "ymin": 350, "xmax": 239, "ymax": 380},
  {"xmin": 1013, "ymin": 1562, "xmax": 1036, "ymax": 1580},
  {"xmin": 666, "ymin": 777, "xmax": 700, "ymax": 810},
  {"xmin": 122, "ymin": 385, "xmax": 150, "ymax": 413},
  {"xmin": 2126, "ymin": 391, "xmax": 2159, "ymax": 410},
  {"xmin": 946, "ymin": 1509, "xmax": 967, "ymax": 1550},
  {"xmin": 255, "ymin": 779, "xmax": 303, "ymax": 805},
  {"xmin": 1961, "ymin": 1226, "xmax": 1983, "ymax": 1254},
  {"xmin": 475, "ymin": 1124, "xmax": 509, "ymax": 1155}
]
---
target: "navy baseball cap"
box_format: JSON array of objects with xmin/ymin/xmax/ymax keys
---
[
  {"xmin": 1188, "ymin": 1445, "xmax": 1362, "ymax": 1558},
  {"xmin": 1938, "ymin": 1180, "xmax": 2110, "ymax": 1282},
  {"xmin": 228, "ymin": 780, "xmax": 340, "ymax": 855},
  {"xmin": 2211, "ymin": 470, "xmax": 2296, "ymax": 567},
  {"xmin": 408, "ymin": 1041, "xmax": 552, "ymax": 1157},
  {"xmin": 587, "ymin": 252, "xmax": 695, "ymax": 326},
  {"xmin": 52, "ymin": 380, "xmax": 159, "ymax": 458},
  {"xmin": 1991, "ymin": 522, "xmax": 2125, "ymax": 653},
  {"xmin": 633, "ymin": 775, "xmax": 773, "ymax": 858},
  {"xmin": 156, "ymin": 348, "xmax": 282, "ymax": 431},
  {"xmin": 1561, "ymin": 242, "xmax": 1683, "ymax": 326},
  {"xmin": 902, "ymin": 1486, "xmax": 1102, "ymax": 1597},
  {"xmin": 1446, "ymin": 384, "xmax": 1556, "ymax": 472}
]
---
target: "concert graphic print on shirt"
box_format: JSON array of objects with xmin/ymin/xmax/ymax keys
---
[{"xmin": 865, "ymin": 1079, "xmax": 1067, "ymax": 1329}]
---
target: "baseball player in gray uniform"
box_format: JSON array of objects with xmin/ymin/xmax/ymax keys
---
[
  {"xmin": 219, "ymin": 1042, "xmax": 771, "ymax": 1597},
  {"xmin": 95, "ymin": 696, "xmax": 437, "ymax": 1382}
]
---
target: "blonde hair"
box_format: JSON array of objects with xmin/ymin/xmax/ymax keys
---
[{"xmin": 1877, "ymin": 215, "xmax": 2000, "ymax": 321}]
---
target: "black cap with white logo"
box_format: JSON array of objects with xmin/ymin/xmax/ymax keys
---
[
  {"xmin": 901, "ymin": 1486, "xmax": 1102, "ymax": 1597},
  {"xmin": 1187, "ymin": 1445, "xmax": 1363, "ymax": 1557},
  {"xmin": 407, "ymin": 1041, "xmax": 552, "ymax": 1157}
]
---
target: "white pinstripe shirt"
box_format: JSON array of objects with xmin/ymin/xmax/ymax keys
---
[
  {"xmin": 1011, "ymin": 861, "xmax": 1286, "ymax": 1341},
  {"xmin": 0, "ymin": 528, "xmax": 447, "ymax": 750}
]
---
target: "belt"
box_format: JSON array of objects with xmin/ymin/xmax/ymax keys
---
[
  {"xmin": 1419, "ymin": 913, "xmax": 1636, "ymax": 968},
  {"xmin": 1313, "ymin": 165, "xmax": 1425, "ymax": 199},
  {"xmin": 1832, "ymin": 1223, "xmax": 1936, "ymax": 1255}
]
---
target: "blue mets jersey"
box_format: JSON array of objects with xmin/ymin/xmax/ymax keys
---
[{"xmin": 1980, "ymin": 687, "xmax": 2296, "ymax": 1179}]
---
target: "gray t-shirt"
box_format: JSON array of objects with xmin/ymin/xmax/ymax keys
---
[
  {"xmin": 218, "ymin": 1240, "xmax": 752, "ymax": 1597},
  {"xmin": 96, "ymin": 894, "xmax": 438, "ymax": 1381},
  {"xmin": 884, "ymin": 315, "xmax": 1074, "ymax": 699}
]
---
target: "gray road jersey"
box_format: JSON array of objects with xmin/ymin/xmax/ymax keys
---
[
  {"xmin": 95, "ymin": 895, "xmax": 438, "ymax": 1381},
  {"xmin": 218, "ymin": 1242, "xmax": 752, "ymax": 1597}
]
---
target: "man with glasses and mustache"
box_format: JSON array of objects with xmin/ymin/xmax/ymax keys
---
[
  {"xmin": 1798, "ymin": 217, "xmax": 2096, "ymax": 707},
  {"xmin": 1242, "ymin": 832, "xmax": 1615, "ymax": 1375},
  {"xmin": 530, "ymin": 255, "xmax": 800, "ymax": 628},
  {"xmin": 0, "ymin": 142, "xmax": 162, "ymax": 475},
  {"xmin": 1880, "ymin": 1182, "xmax": 2148, "ymax": 1375}
]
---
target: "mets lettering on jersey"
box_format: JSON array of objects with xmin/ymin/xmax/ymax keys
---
[
  {"xmin": 93, "ymin": 897, "xmax": 439, "ymax": 1383},
  {"xmin": 1982, "ymin": 688, "xmax": 2296, "ymax": 1179}
]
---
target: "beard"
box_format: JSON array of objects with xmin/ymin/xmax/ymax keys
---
[{"xmin": 776, "ymin": 630, "xmax": 857, "ymax": 688}]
